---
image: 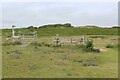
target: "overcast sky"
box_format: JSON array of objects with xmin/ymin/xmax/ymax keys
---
[{"xmin": 1, "ymin": 1, "xmax": 119, "ymax": 28}]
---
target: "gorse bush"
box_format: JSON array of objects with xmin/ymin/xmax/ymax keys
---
[
  {"xmin": 30, "ymin": 42, "xmax": 52, "ymax": 47},
  {"xmin": 3, "ymin": 41, "xmax": 22, "ymax": 46},
  {"xmin": 2, "ymin": 42, "xmax": 12, "ymax": 46},
  {"xmin": 82, "ymin": 40, "xmax": 100, "ymax": 53},
  {"xmin": 12, "ymin": 41, "xmax": 22, "ymax": 45},
  {"xmin": 39, "ymin": 23, "xmax": 73, "ymax": 28},
  {"xmin": 106, "ymin": 44, "xmax": 113, "ymax": 48},
  {"xmin": 89, "ymin": 35, "xmax": 106, "ymax": 39},
  {"xmin": 85, "ymin": 40, "xmax": 94, "ymax": 51},
  {"xmin": 82, "ymin": 40, "xmax": 94, "ymax": 52}
]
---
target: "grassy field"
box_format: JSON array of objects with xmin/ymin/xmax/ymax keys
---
[
  {"xmin": 2, "ymin": 34, "xmax": 118, "ymax": 78},
  {"xmin": 2, "ymin": 27, "xmax": 118, "ymax": 37}
]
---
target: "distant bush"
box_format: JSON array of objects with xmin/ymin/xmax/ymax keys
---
[
  {"xmin": 30, "ymin": 42, "xmax": 41, "ymax": 46},
  {"xmin": 45, "ymin": 43, "xmax": 51, "ymax": 47},
  {"xmin": 3, "ymin": 41, "xmax": 22, "ymax": 46},
  {"xmin": 12, "ymin": 41, "xmax": 22, "ymax": 45},
  {"xmin": 27, "ymin": 26, "xmax": 34, "ymax": 29},
  {"xmin": 89, "ymin": 36, "xmax": 106, "ymax": 39},
  {"xmin": 106, "ymin": 44, "xmax": 113, "ymax": 48},
  {"xmin": 82, "ymin": 40, "xmax": 100, "ymax": 53},
  {"xmin": 37, "ymin": 43, "xmax": 42, "ymax": 47},
  {"xmin": 39, "ymin": 23, "xmax": 73, "ymax": 28},
  {"xmin": 30, "ymin": 42, "xmax": 51, "ymax": 47},
  {"xmin": 82, "ymin": 40, "xmax": 94, "ymax": 52},
  {"xmin": 112, "ymin": 26, "xmax": 120, "ymax": 28},
  {"xmin": 2, "ymin": 42, "xmax": 12, "ymax": 46},
  {"xmin": 27, "ymin": 26, "xmax": 38, "ymax": 29},
  {"xmin": 64, "ymin": 23, "xmax": 73, "ymax": 28},
  {"xmin": 82, "ymin": 25, "xmax": 99, "ymax": 28},
  {"xmin": 2, "ymin": 25, "xmax": 118, "ymax": 37},
  {"xmin": 86, "ymin": 40, "xmax": 94, "ymax": 51}
]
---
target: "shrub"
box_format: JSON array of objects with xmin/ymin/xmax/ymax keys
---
[
  {"xmin": 30, "ymin": 42, "xmax": 51, "ymax": 47},
  {"xmin": 85, "ymin": 40, "xmax": 94, "ymax": 51},
  {"xmin": 89, "ymin": 36, "xmax": 106, "ymax": 39},
  {"xmin": 3, "ymin": 41, "xmax": 22, "ymax": 46},
  {"xmin": 13, "ymin": 50, "xmax": 22, "ymax": 54},
  {"xmin": 45, "ymin": 43, "xmax": 51, "ymax": 47},
  {"xmin": 106, "ymin": 44, "xmax": 113, "ymax": 48},
  {"xmin": 82, "ymin": 40, "xmax": 100, "ymax": 53},
  {"xmin": 2, "ymin": 42, "xmax": 12, "ymax": 46},
  {"xmin": 30, "ymin": 42, "xmax": 41, "ymax": 47},
  {"xmin": 82, "ymin": 40, "xmax": 94, "ymax": 52},
  {"xmin": 37, "ymin": 43, "xmax": 42, "ymax": 47},
  {"xmin": 12, "ymin": 41, "xmax": 22, "ymax": 45}
]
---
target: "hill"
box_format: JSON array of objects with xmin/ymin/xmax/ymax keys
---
[{"xmin": 2, "ymin": 27, "xmax": 118, "ymax": 37}]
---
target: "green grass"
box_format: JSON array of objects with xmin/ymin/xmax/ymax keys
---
[
  {"xmin": 1, "ymin": 27, "xmax": 119, "ymax": 78},
  {"xmin": 2, "ymin": 27, "xmax": 118, "ymax": 37},
  {"xmin": 2, "ymin": 35, "xmax": 118, "ymax": 78}
]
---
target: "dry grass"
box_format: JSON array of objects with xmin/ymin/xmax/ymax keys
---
[{"xmin": 2, "ymin": 35, "xmax": 118, "ymax": 78}]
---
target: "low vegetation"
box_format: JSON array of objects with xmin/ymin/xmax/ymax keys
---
[
  {"xmin": 2, "ymin": 25, "xmax": 118, "ymax": 37},
  {"xmin": 2, "ymin": 35, "xmax": 118, "ymax": 78},
  {"xmin": 2, "ymin": 41, "xmax": 22, "ymax": 46},
  {"xmin": 2, "ymin": 24, "xmax": 119, "ymax": 78},
  {"xmin": 89, "ymin": 35, "xmax": 106, "ymax": 39},
  {"xmin": 82, "ymin": 40, "xmax": 100, "ymax": 53},
  {"xmin": 106, "ymin": 44, "xmax": 114, "ymax": 48}
]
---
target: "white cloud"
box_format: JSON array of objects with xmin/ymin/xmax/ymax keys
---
[{"xmin": 2, "ymin": 2, "xmax": 118, "ymax": 28}]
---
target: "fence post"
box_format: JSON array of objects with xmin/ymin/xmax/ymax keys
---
[
  {"xmin": 56, "ymin": 34, "xmax": 59, "ymax": 46},
  {"xmin": 53, "ymin": 34, "xmax": 60, "ymax": 47},
  {"xmin": 18, "ymin": 31, "xmax": 21, "ymax": 42},
  {"xmin": 83, "ymin": 36, "xmax": 85, "ymax": 44},
  {"xmin": 71, "ymin": 38, "xmax": 72, "ymax": 43},
  {"xmin": 12, "ymin": 25, "xmax": 15, "ymax": 43},
  {"xmin": 110, "ymin": 36, "xmax": 113, "ymax": 45},
  {"xmin": 34, "ymin": 31, "xmax": 37, "ymax": 49}
]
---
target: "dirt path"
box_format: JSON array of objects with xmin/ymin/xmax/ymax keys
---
[{"xmin": 100, "ymin": 48, "xmax": 107, "ymax": 51}]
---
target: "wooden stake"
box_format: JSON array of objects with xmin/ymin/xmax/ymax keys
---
[
  {"xmin": 12, "ymin": 25, "xmax": 15, "ymax": 43},
  {"xmin": 34, "ymin": 31, "xmax": 37, "ymax": 49},
  {"xmin": 71, "ymin": 38, "xmax": 72, "ymax": 43}
]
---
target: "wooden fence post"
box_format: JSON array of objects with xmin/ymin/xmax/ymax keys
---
[
  {"xmin": 71, "ymin": 38, "xmax": 72, "ymax": 43},
  {"xmin": 83, "ymin": 36, "xmax": 85, "ymax": 44},
  {"xmin": 12, "ymin": 25, "xmax": 15, "ymax": 43},
  {"xmin": 34, "ymin": 31, "xmax": 37, "ymax": 49}
]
